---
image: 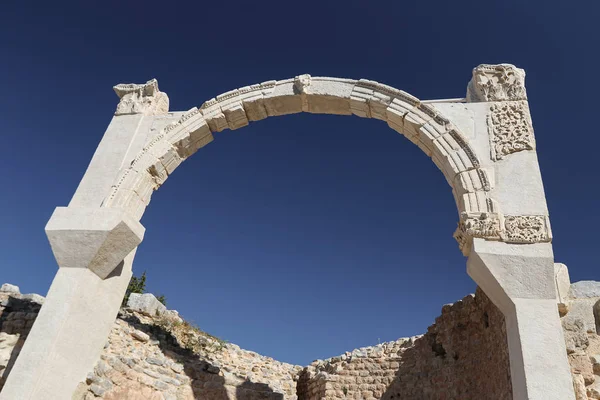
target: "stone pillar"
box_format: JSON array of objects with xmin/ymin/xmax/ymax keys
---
[
  {"xmin": 0, "ymin": 80, "xmax": 168, "ymax": 400},
  {"xmin": 468, "ymin": 241, "xmax": 575, "ymax": 400},
  {"xmin": 461, "ymin": 64, "xmax": 576, "ymax": 399}
]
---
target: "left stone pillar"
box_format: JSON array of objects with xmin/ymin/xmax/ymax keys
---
[{"xmin": 0, "ymin": 80, "xmax": 168, "ymax": 399}]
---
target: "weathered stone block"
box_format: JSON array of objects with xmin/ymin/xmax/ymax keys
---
[
  {"xmin": 127, "ymin": 293, "xmax": 166, "ymax": 317},
  {"xmin": 45, "ymin": 207, "xmax": 145, "ymax": 279},
  {"xmin": 0, "ymin": 284, "xmax": 19, "ymax": 294},
  {"xmin": 570, "ymin": 281, "xmax": 600, "ymax": 299}
]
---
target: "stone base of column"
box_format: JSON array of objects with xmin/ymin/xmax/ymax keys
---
[{"xmin": 0, "ymin": 252, "xmax": 134, "ymax": 400}]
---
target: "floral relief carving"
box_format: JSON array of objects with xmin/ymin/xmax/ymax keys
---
[
  {"xmin": 502, "ymin": 215, "xmax": 551, "ymax": 243},
  {"xmin": 454, "ymin": 212, "xmax": 502, "ymax": 256},
  {"xmin": 488, "ymin": 101, "xmax": 535, "ymax": 160},
  {"xmin": 455, "ymin": 213, "xmax": 552, "ymax": 255}
]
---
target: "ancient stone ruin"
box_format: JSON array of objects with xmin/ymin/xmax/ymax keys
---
[
  {"xmin": 1, "ymin": 263, "xmax": 599, "ymax": 399},
  {"xmin": 0, "ymin": 64, "xmax": 586, "ymax": 399}
]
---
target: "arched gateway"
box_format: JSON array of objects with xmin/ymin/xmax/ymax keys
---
[{"xmin": 0, "ymin": 65, "xmax": 575, "ymax": 399}]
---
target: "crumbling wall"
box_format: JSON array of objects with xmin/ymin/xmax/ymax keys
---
[
  {"xmin": 2, "ymin": 277, "xmax": 599, "ymax": 400},
  {"xmin": 73, "ymin": 309, "xmax": 301, "ymax": 400},
  {"xmin": 0, "ymin": 284, "xmax": 43, "ymax": 390},
  {"xmin": 297, "ymin": 288, "xmax": 512, "ymax": 400},
  {"xmin": 559, "ymin": 280, "xmax": 600, "ymax": 399}
]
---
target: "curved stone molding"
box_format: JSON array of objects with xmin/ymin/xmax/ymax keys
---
[
  {"xmin": 103, "ymin": 76, "xmax": 497, "ymax": 252},
  {"xmin": 466, "ymin": 64, "xmax": 527, "ymax": 102},
  {"xmin": 113, "ymin": 79, "xmax": 169, "ymax": 116},
  {"xmin": 488, "ymin": 101, "xmax": 535, "ymax": 160}
]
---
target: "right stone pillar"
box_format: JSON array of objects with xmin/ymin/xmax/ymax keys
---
[{"xmin": 458, "ymin": 64, "xmax": 576, "ymax": 399}]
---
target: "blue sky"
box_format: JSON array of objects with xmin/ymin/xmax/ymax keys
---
[{"xmin": 0, "ymin": 0, "xmax": 598, "ymax": 366}]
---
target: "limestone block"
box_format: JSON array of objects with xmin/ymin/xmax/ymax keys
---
[
  {"xmin": 556, "ymin": 263, "xmax": 571, "ymax": 303},
  {"xmin": 403, "ymin": 106, "xmax": 435, "ymax": 139},
  {"xmin": 222, "ymin": 103, "xmax": 249, "ymax": 130},
  {"xmin": 0, "ymin": 283, "xmax": 20, "ymax": 294},
  {"xmin": 570, "ymin": 281, "xmax": 600, "ymax": 299},
  {"xmin": 127, "ymin": 293, "xmax": 166, "ymax": 317},
  {"xmin": 385, "ymin": 98, "xmax": 414, "ymax": 135},
  {"xmin": 45, "ymin": 207, "xmax": 145, "ymax": 279},
  {"xmin": 302, "ymin": 77, "xmax": 354, "ymax": 115},
  {"xmin": 349, "ymin": 84, "xmax": 373, "ymax": 118},
  {"xmin": 454, "ymin": 169, "xmax": 493, "ymax": 196},
  {"xmin": 367, "ymin": 89, "xmax": 392, "ymax": 120},
  {"xmin": 164, "ymin": 112, "xmax": 213, "ymax": 159},
  {"xmin": 565, "ymin": 299, "xmax": 599, "ymax": 334},
  {"xmin": 263, "ymin": 79, "xmax": 303, "ymax": 116},
  {"xmin": 200, "ymin": 102, "xmax": 229, "ymax": 132}
]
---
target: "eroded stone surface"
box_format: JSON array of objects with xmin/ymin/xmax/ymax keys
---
[{"xmin": 2, "ymin": 281, "xmax": 598, "ymax": 399}]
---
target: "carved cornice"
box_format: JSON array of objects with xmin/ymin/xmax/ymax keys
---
[
  {"xmin": 455, "ymin": 212, "xmax": 552, "ymax": 256},
  {"xmin": 467, "ymin": 64, "xmax": 527, "ymax": 102},
  {"xmin": 487, "ymin": 101, "xmax": 535, "ymax": 160},
  {"xmin": 113, "ymin": 79, "xmax": 169, "ymax": 116}
]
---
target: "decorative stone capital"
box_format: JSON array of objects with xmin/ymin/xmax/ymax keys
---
[
  {"xmin": 454, "ymin": 212, "xmax": 502, "ymax": 256},
  {"xmin": 455, "ymin": 212, "xmax": 552, "ymax": 256},
  {"xmin": 467, "ymin": 64, "xmax": 527, "ymax": 102},
  {"xmin": 113, "ymin": 78, "xmax": 169, "ymax": 116},
  {"xmin": 45, "ymin": 207, "xmax": 145, "ymax": 279}
]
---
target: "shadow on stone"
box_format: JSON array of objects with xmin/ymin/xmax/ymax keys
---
[
  {"xmin": 0, "ymin": 296, "xmax": 42, "ymax": 390},
  {"xmin": 380, "ymin": 289, "xmax": 512, "ymax": 400},
  {"xmin": 121, "ymin": 314, "xmax": 283, "ymax": 400}
]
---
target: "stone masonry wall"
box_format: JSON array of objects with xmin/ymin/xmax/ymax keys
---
[
  {"xmin": 0, "ymin": 284, "xmax": 43, "ymax": 390},
  {"xmin": 559, "ymin": 280, "xmax": 600, "ymax": 399},
  {"xmin": 1, "ymin": 278, "xmax": 598, "ymax": 399},
  {"xmin": 297, "ymin": 288, "xmax": 512, "ymax": 400}
]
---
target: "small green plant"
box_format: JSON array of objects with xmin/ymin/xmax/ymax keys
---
[
  {"xmin": 155, "ymin": 294, "xmax": 167, "ymax": 307},
  {"xmin": 343, "ymin": 387, "xmax": 348, "ymax": 395},
  {"xmin": 122, "ymin": 271, "xmax": 167, "ymax": 307}
]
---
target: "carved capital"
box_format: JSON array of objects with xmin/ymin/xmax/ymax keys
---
[
  {"xmin": 502, "ymin": 215, "xmax": 552, "ymax": 243},
  {"xmin": 467, "ymin": 64, "xmax": 527, "ymax": 102},
  {"xmin": 454, "ymin": 212, "xmax": 502, "ymax": 256},
  {"xmin": 455, "ymin": 213, "xmax": 552, "ymax": 255},
  {"xmin": 488, "ymin": 101, "xmax": 535, "ymax": 160},
  {"xmin": 113, "ymin": 78, "xmax": 169, "ymax": 116}
]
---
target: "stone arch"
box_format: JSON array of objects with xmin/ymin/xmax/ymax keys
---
[
  {"xmin": 102, "ymin": 75, "xmax": 497, "ymax": 255},
  {"xmin": 2, "ymin": 66, "xmax": 578, "ymax": 400}
]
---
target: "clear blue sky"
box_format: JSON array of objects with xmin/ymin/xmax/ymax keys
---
[{"xmin": 0, "ymin": 1, "xmax": 598, "ymax": 366}]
